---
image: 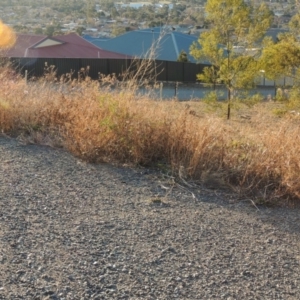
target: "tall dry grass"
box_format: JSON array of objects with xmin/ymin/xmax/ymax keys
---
[{"xmin": 1, "ymin": 65, "xmax": 300, "ymax": 205}]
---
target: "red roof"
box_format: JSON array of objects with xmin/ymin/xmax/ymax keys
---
[{"xmin": 2, "ymin": 33, "xmax": 130, "ymax": 59}]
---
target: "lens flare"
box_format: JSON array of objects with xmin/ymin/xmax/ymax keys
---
[{"xmin": 0, "ymin": 20, "xmax": 16, "ymax": 48}]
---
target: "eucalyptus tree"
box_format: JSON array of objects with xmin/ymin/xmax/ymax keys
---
[
  {"xmin": 260, "ymin": 13, "xmax": 300, "ymax": 96},
  {"xmin": 190, "ymin": 0, "xmax": 272, "ymax": 119}
]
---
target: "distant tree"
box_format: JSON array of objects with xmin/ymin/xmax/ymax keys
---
[
  {"xmin": 157, "ymin": 4, "xmax": 169, "ymax": 19},
  {"xmin": 35, "ymin": 27, "xmax": 44, "ymax": 35},
  {"xmin": 110, "ymin": 7, "xmax": 119, "ymax": 19},
  {"xmin": 97, "ymin": 11, "xmax": 106, "ymax": 18},
  {"xmin": 76, "ymin": 26, "xmax": 86, "ymax": 36},
  {"xmin": 44, "ymin": 24, "xmax": 62, "ymax": 36},
  {"xmin": 122, "ymin": 7, "xmax": 138, "ymax": 19},
  {"xmin": 177, "ymin": 50, "xmax": 189, "ymax": 62},
  {"xmin": 148, "ymin": 20, "xmax": 161, "ymax": 27},
  {"xmin": 111, "ymin": 25, "xmax": 126, "ymax": 37},
  {"xmin": 169, "ymin": 6, "xmax": 184, "ymax": 23},
  {"xmin": 85, "ymin": 0, "xmax": 97, "ymax": 25},
  {"xmin": 137, "ymin": 5, "xmax": 155, "ymax": 22},
  {"xmin": 15, "ymin": 25, "xmax": 30, "ymax": 33},
  {"xmin": 45, "ymin": 25, "xmax": 55, "ymax": 36},
  {"xmin": 16, "ymin": 6, "xmax": 27, "ymax": 15},
  {"xmin": 100, "ymin": 0, "xmax": 115, "ymax": 12},
  {"xmin": 176, "ymin": 3, "xmax": 187, "ymax": 11}
]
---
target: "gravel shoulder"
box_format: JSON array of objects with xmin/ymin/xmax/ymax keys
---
[{"xmin": 0, "ymin": 136, "xmax": 300, "ymax": 300}]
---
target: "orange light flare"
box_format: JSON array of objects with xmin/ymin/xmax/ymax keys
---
[{"xmin": 0, "ymin": 20, "xmax": 16, "ymax": 48}]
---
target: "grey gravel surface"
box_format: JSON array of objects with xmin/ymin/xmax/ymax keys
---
[{"xmin": 0, "ymin": 137, "xmax": 300, "ymax": 300}]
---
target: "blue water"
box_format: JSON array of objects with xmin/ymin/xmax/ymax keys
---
[{"xmin": 137, "ymin": 84, "xmax": 276, "ymax": 101}]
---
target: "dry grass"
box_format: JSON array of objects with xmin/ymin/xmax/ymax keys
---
[{"xmin": 1, "ymin": 65, "xmax": 300, "ymax": 205}]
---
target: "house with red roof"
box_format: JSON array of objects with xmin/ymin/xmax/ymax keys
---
[{"xmin": 2, "ymin": 32, "xmax": 130, "ymax": 59}]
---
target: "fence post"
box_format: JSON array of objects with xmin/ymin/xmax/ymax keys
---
[
  {"xmin": 25, "ymin": 70, "xmax": 28, "ymax": 85},
  {"xmin": 107, "ymin": 59, "xmax": 110, "ymax": 75},
  {"xmin": 160, "ymin": 82, "xmax": 163, "ymax": 100},
  {"xmin": 175, "ymin": 81, "xmax": 178, "ymax": 97}
]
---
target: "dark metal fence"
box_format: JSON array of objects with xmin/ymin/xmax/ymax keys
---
[{"xmin": 10, "ymin": 57, "xmax": 209, "ymax": 83}]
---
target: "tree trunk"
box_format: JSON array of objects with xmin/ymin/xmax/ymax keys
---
[{"xmin": 227, "ymin": 88, "xmax": 231, "ymax": 120}]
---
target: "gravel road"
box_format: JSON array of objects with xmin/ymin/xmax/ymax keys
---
[{"xmin": 0, "ymin": 137, "xmax": 300, "ymax": 300}]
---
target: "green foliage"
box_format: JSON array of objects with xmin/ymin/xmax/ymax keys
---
[
  {"xmin": 54, "ymin": 0, "xmax": 84, "ymax": 14},
  {"xmin": 288, "ymin": 13, "xmax": 300, "ymax": 36},
  {"xmin": 272, "ymin": 107, "xmax": 288, "ymax": 117},
  {"xmin": 111, "ymin": 25, "xmax": 126, "ymax": 37},
  {"xmin": 148, "ymin": 20, "xmax": 162, "ymax": 28},
  {"xmin": 261, "ymin": 34, "xmax": 300, "ymax": 81},
  {"xmin": 243, "ymin": 93, "xmax": 264, "ymax": 108},
  {"xmin": 202, "ymin": 91, "xmax": 224, "ymax": 113},
  {"xmin": 203, "ymin": 91, "xmax": 221, "ymax": 104},
  {"xmin": 261, "ymin": 14, "xmax": 300, "ymax": 92},
  {"xmin": 44, "ymin": 26, "xmax": 55, "ymax": 36},
  {"xmin": 260, "ymin": 14, "xmax": 300, "ymax": 114},
  {"xmin": 288, "ymin": 88, "xmax": 300, "ymax": 107},
  {"xmin": 44, "ymin": 24, "xmax": 62, "ymax": 37},
  {"xmin": 177, "ymin": 50, "xmax": 189, "ymax": 63},
  {"xmin": 34, "ymin": 27, "xmax": 43, "ymax": 35},
  {"xmin": 276, "ymin": 87, "xmax": 300, "ymax": 112},
  {"xmin": 197, "ymin": 66, "xmax": 219, "ymax": 89},
  {"xmin": 156, "ymin": 4, "xmax": 169, "ymax": 19},
  {"xmin": 76, "ymin": 26, "xmax": 85, "ymax": 36},
  {"xmin": 275, "ymin": 88, "xmax": 289, "ymax": 102},
  {"xmin": 13, "ymin": 25, "xmax": 28, "ymax": 33},
  {"xmin": 190, "ymin": 0, "xmax": 273, "ymax": 108},
  {"xmin": 110, "ymin": 7, "xmax": 119, "ymax": 19}
]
